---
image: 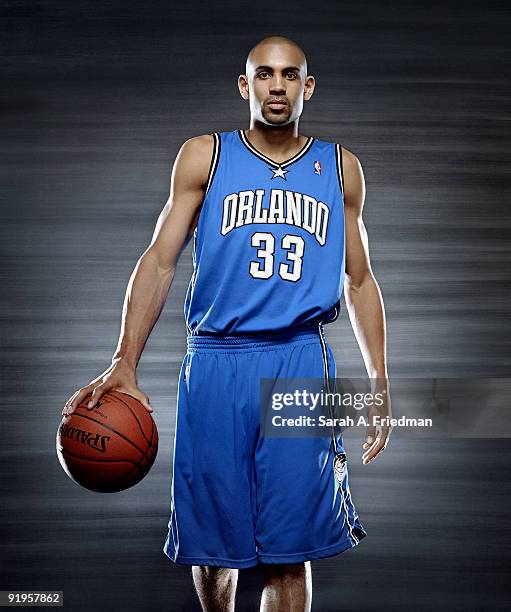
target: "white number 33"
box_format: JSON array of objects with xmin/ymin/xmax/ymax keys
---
[{"xmin": 249, "ymin": 232, "xmax": 305, "ymax": 282}]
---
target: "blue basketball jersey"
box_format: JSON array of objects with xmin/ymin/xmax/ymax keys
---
[{"xmin": 184, "ymin": 129, "xmax": 346, "ymax": 335}]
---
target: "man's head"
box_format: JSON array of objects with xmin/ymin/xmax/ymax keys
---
[{"xmin": 238, "ymin": 36, "xmax": 315, "ymax": 127}]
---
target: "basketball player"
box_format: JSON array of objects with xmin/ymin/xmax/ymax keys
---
[{"xmin": 63, "ymin": 36, "xmax": 391, "ymax": 612}]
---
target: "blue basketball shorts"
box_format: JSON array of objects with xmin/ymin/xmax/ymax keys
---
[{"xmin": 163, "ymin": 327, "xmax": 367, "ymax": 568}]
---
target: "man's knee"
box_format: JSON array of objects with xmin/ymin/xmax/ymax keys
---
[
  {"xmin": 192, "ymin": 565, "xmax": 238, "ymax": 581},
  {"xmin": 262, "ymin": 561, "xmax": 309, "ymax": 580}
]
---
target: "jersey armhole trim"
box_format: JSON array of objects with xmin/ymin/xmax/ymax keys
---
[
  {"xmin": 205, "ymin": 132, "xmax": 221, "ymax": 195},
  {"xmin": 334, "ymin": 143, "xmax": 344, "ymax": 197}
]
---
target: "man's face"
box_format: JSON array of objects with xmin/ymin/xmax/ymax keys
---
[{"xmin": 240, "ymin": 43, "xmax": 314, "ymax": 126}]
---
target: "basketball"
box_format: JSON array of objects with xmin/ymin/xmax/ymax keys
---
[{"xmin": 56, "ymin": 390, "xmax": 158, "ymax": 493}]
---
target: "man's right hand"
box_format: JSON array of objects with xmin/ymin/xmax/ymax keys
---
[{"xmin": 61, "ymin": 358, "xmax": 153, "ymax": 416}]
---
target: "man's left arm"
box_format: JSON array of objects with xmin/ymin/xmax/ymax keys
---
[{"xmin": 342, "ymin": 147, "xmax": 392, "ymax": 464}]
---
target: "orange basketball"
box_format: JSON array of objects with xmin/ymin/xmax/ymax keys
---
[{"xmin": 56, "ymin": 390, "xmax": 158, "ymax": 493}]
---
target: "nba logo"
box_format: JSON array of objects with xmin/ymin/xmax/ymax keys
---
[{"xmin": 314, "ymin": 160, "xmax": 322, "ymax": 175}]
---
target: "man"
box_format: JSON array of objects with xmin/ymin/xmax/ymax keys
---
[{"xmin": 63, "ymin": 35, "xmax": 391, "ymax": 612}]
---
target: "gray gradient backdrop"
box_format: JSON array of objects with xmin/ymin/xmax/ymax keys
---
[{"xmin": 1, "ymin": 1, "xmax": 510, "ymax": 610}]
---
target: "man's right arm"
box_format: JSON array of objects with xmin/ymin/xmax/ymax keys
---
[{"xmin": 62, "ymin": 134, "xmax": 214, "ymax": 415}]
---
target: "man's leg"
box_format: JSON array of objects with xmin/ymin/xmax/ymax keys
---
[
  {"xmin": 192, "ymin": 565, "xmax": 239, "ymax": 612},
  {"xmin": 260, "ymin": 562, "xmax": 312, "ymax": 612}
]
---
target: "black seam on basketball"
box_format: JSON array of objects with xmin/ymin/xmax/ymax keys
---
[
  {"xmin": 60, "ymin": 434, "xmax": 157, "ymax": 492},
  {"xmin": 103, "ymin": 434, "xmax": 158, "ymax": 490},
  {"xmin": 105, "ymin": 391, "xmax": 152, "ymax": 446},
  {"xmin": 59, "ymin": 449, "xmax": 139, "ymax": 466},
  {"xmin": 108, "ymin": 390, "xmax": 158, "ymax": 449},
  {"xmin": 71, "ymin": 412, "xmax": 147, "ymax": 457}
]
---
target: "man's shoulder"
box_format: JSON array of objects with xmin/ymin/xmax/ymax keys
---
[
  {"xmin": 175, "ymin": 134, "xmax": 218, "ymax": 175},
  {"xmin": 313, "ymin": 135, "xmax": 358, "ymax": 160},
  {"xmin": 181, "ymin": 133, "xmax": 216, "ymax": 156}
]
